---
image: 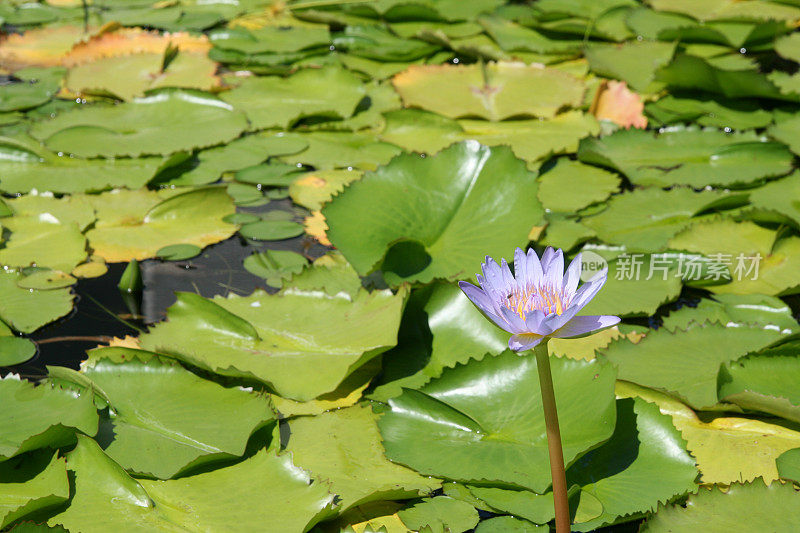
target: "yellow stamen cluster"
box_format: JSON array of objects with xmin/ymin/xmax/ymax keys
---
[{"xmin": 504, "ymin": 284, "xmax": 567, "ymax": 319}]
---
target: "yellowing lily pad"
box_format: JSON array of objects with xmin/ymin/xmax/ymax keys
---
[
  {"xmin": 86, "ymin": 187, "xmax": 236, "ymax": 262},
  {"xmin": 393, "ymin": 61, "xmax": 585, "ymax": 120},
  {"xmin": 66, "ymin": 50, "xmax": 220, "ymax": 100}
]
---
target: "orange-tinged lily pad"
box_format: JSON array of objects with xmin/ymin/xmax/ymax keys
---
[
  {"xmin": 62, "ymin": 27, "xmax": 211, "ymax": 67},
  {"xmin": 590, "ymin": 79, "xmax": 648, "ymax": 129}
]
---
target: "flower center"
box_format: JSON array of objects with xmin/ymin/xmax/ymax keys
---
[{"xmin": 504, "ymin": 284, "xmax": 567, "ymax": 319}]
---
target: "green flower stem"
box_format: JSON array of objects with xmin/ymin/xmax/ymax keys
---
[{"xmin": 533, "ymin": 340, "xmax": 571, "ymax": 533}]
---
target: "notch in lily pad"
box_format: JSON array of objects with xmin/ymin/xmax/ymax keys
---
[
  {"xmin": 156, "ymin": 244, "xmax": 203, "ymax": 261},
  {"xmin": 17, "ymin": 268, "xmax": 77, "ymax": 290}
]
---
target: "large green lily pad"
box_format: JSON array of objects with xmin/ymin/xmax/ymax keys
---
[
  {"xmin": 601, "ymin": 320, "xmax": 786, "ymax": 409},
  {"xmin": 641, "ymin": 480, "xmax": 800, "ymax": 533},
  {"xmin": 75, "ymin": 347, "xmax": 276, "ymax": 479},
  {"xmin": 619, "ymin": 381, "xmax": 800, "ymax": 485},
  {"xmin": 287, "ymin": 405, "xmax": 440, "ymax": 512},
  {"xmin": 49, "ymin": 435, "xmax": 336, "ymax": 532},
  {"xmin": 140, "ymin": 288, "xmax": 405, "ymax": 402},
  {"xmin": 221, "ymin": 66, "xmax": 366, "ymax": 129},
  {"xmin": 537, "ymin": 159, "xmax": 620, "ymax": 213},
  {"xmin": 322, "ymin": 141, "xmax": 540, "ymax": 284},
  {"xmin": 580, "ymin": 187, "xmax": 741, "ymax": 251},
  {"xmin": 0, "ymin": 452, "xmax": 69, "ymax": 528},
  {"xmin": 578, "ymin": 126, "xmax": 793, "ymax": 188},
  {"xmin": 0, "ymin": 136, "xmax": 163, "ymax": 194},
  {"xmin": 378, "ymin": 351, "xmax": 617, "ymax": 493},
  {"xmin": 380, "ymin": 109, "xmax": 599, "ymax": 165},
  {"xmin": 719, "ymin": 351, "xmax": 800, "ymax": 423},
  {"xmin": 30, "ymin": 90, "xmax": 249, "ymax": 157},
  {"xmin": 0, "ymin": 375, "xmax": 98, "ymax": 461},
  {"xmin": 568, "ymin": 398, "xmax": 697, "ymax": 531}
]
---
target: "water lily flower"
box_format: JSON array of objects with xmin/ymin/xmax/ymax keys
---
[{"xmin": 459, "ymin": 247, "xmax": 620, "ymax": 351}]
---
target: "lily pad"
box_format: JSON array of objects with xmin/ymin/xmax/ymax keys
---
[
  {"xmin": 287, "ymin": 405, "xmax": 440, "ymax": 512},
  {"xmin": 17, "ymin": 270, "xmax": 77, "ymax": 290},
  {"xmin": 719, "ymin": 352, "xmax": 800, "ymax": 423},
  {"xmin": 30, "ymin": 90, "xmax": 249, "ymax": 157},
  {"xmin": 397, "ymin": 496, "xmax": 479, "ymax": 533},
  {"xmin": 239, "ymin": 220, "xmax": 304, "ymax": 241},
  {"xmin": 243, "ymin": 250, "xmax": 308, "ymax": 288},
  {"xmin": 0, "ymin": 136, "xmax": 164, "ymax": 194},
  {"xmin": 392, "ymin": 62, "xmax": 584, "ymax": 120},
  {"xmin": 279, "ymin": 131, "xmax": 403, "ymax": 171},
  {"xmin": 49, "ymin": 435, "xmax": 335, "ymax": 532},
  {"xmin": 578, "ymin": 126, "xmax": 794, "ymax": 188},
  {"xmin": 169, "ymin": 133, "xmax": 309, "ymax": 187},
  {"xmin": 0, "ymin": 375, "xmax": 98, "ymax": 461},
  {"xmin": 378, "ymin": 351, "xmax": 617, "ymax": 493},
  {"xmin": 749, "ymin": 172, "xmax": 800, "ymax": 228},
  {"xmin": 641, "ymin": 480, "xmax": 800, "ymax": 533},
  {"xmin": 65, "ymin": 51, "xmax": 219, "ymax": 101},
  {"xmin": 323, "ymin": 141, "xmax": 541, "ymax": 284},
  {"xmin": 221, "ymin": 66, "xmax": 366, "ymax": 129},
  {"xmin": 0, "ymin": 270, "xmax": 74, "ymax": 334},
  {"xmin": 646, "ymin": 95, "xmax": 774, "ymax": 130},
  {"xmin": 580, "ymin": 187, "xmax": 741, "ymax": 251},
  {"xmin": 0, "ymin": 218, "xmax": 86, "ymax": 273},
  {"xmin": 0, "ymin": 452, "xmax": 69, "ymax": 529},
  {"xmin": 86, "ymin": 187, "xmax": 237, "ymax": 262},
  {"xmin": 537, "ymin": 159, "xmax": 620, "ymax": 213},
  {"xmin": 140, "ymin": 288, "xmax": 405, "ymax": 401},
  {"xmin": 619, "ymin": 381, "xmax": 800, "ymax": 485},
  {"xmin": 380, "ymin": 109, "xmax": 599, "ymax": 165},
  {"xmin": 74, "ymin": 347, "xmax": 276, "ymax": 479},
  {"xmin": 601, "ymin": 320, "xmax": 785, "ymax": 409},
  {"xmin": 0, "ymin": 337, "xmax": 37, "ymax": 367},
  {"xmin": 585, "ymin": 40, "xmax": 676, "ymax": 92},
  {"xmin": 567, "ymin": 398, "xmax": 697, "ymax": 531},
  {"xmin": 155, "ymin": 244, "xmax": 202, "ymax": 261},
  {"xmin": 289, "ymin": 169, "xmax": 364, "ymax": 211}
]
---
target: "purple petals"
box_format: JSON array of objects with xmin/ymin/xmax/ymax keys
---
[
  {"xmin": 514, "ymin": 247, "xmax": 530, "ymax": 287},
  {"xmin": 524, "ymin": 309, "xmax": 547, "ymax": 335},
  {"xmin": 509, "ymin": 333, "xmax": 544, "ymax": 351},
  {"xmin": 562, "ymin": 253, "xmax": 582, "ymax": 298},
  {"xmin": 480, "ymin": 256, "xmax": 507, "ymax": 294},
  {"xmin": 462, "ymin": 248, "xmax": 617, "ymax": 347},
  {"xmin": 526, "ymin": 247, "xmax": 543, "ymax": 284},
  {"xmin": 551, "ymin": 315, "xmax": 621, "ymax": 339},
  {"xmin": 542, "ymin": 247, "xmax": 564, "ymax": 289},
  {"xmin": 500, "ymin": 306, "xmax": 528, "ymax": 334},
  {"xmin": 570, "ymin": 268, "xmax": 608, "ymax": 312},
  {"xmin": 458, "ymin": 281, "xmax": 513, "ymax": 333}
]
